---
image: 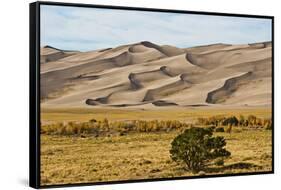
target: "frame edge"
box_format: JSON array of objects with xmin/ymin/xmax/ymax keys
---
[
  {"xmin": 29, "ymin": 1, "xmax": 40, "ymax": 189},
  {"xmin": 32, "ymin": 1, "xmax": 274, "ymax": 188}
]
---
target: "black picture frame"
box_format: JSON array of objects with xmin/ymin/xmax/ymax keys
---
[{"xmin": 30, "ymin": 1, "xmax": 274, "ymax": 188}]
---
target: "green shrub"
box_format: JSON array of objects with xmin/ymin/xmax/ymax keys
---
[
  {"xmin": 222, "ymin": 116, "xmax": 238, "ymax": 126},
  {"xmin": 170, "ymin": 127, "xmax": 231, "ymax": 173},
  {"xmin": 214, "ymin": 158, "xmax": 224, "ymax": 166},
  {"xmin": 215, "ymin": 127, "xmax": 225, "ymax": 132}
]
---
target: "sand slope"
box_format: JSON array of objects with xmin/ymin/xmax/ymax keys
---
[{"xmin": 40, "ymin": 41, "xmax": 272, "ymax": 108}]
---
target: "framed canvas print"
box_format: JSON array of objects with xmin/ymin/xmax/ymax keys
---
[{"xmin": 29, "ymin": 1, "xmax": 274, "ymax": 188}]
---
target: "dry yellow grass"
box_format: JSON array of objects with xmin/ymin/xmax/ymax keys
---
[
  {"xmin": 40, "ymin": 107, "xmax": 272, "ymax": 186},
  {"xmin": 41, "ymin": 129, "xmax": 272, "ymax": 185},
  {"xmin": 41, "ymin": 107, "xmax": 271, "ymax": 123}
]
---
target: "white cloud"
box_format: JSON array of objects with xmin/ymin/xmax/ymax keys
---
[{"xmin": 40, "ymin": 5, "xmax": 272, "ymax": 51}]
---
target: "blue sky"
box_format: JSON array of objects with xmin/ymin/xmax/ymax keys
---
[{"xmin": 41, "ymin": 5, "xmax": 272, "ymax": 51}]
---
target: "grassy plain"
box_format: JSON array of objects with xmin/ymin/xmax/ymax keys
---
[
  {"xmin": 40, "ymin": 107, "xmax": 272, "ymax": 186},
  {"xmin": 41, "ymin": 107, "xmax": 271, "ymax": 123}
]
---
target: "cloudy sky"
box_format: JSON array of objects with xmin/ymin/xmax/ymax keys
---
[{"xmin": 40, "ymin": 5, "xmax": 272, "ymax": 51}]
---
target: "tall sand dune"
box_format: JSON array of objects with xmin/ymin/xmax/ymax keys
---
[{"xmin": 40, "ymin": 41, "xmax": 272, "ymax": 108}]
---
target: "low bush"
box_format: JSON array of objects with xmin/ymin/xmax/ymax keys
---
[
  {"xmin": 215, "ymin": 127, "xmax": 225, "ymax": 132},
  {"xmin": 170, "ymin": 127, "xmax": 231, "ymax": 173}
]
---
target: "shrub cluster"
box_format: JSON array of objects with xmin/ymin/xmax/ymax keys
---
[
  {"xmin": 41, "ymin": 119, "xmax": 193, "ymax": 136},
  {"xmin": 197, "ymin": 115, "xmax": 272, "ymax": 129}
]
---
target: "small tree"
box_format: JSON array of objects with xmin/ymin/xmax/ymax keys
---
[{"xmin": 170, "ymin": 127, "xmax": 231, "ymax": 173}]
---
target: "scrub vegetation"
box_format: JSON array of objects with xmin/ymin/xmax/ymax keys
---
[{"xmin": 40, "ymin": 108, "xmax": 272, "ymax": 185}]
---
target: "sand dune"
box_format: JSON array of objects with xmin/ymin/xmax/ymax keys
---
[
  {"xmin": 40, "ymin": 46, "xmax": 78, "ymax": 64},
  {"xmin": 141, "ymin": 41, "xmax": 184, "ymax": 56},
  {"xmin": 40, "ymin": 41, "xmax": 272, "ymax": 108}
]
